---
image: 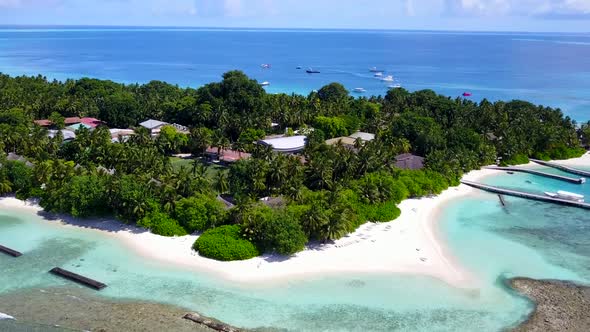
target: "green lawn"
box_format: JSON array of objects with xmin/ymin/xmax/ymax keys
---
[{"xmin": 169, "ymin": 157, "xmax": 228, "ymax": 181}]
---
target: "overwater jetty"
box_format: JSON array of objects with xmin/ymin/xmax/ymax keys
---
[
  {"xmin": 0, "ymin": 245, "xmax": 22, "ymax": 257},
  {"xmin": 530, "ymin": 159, "xmax": 590, "ymax": 178},
  {"xmin": 461, "ymin": 180, "xmax": 590, "ymax": 210},
  {"xmin": 49, "ymin": 267, "xmax": 107, "ymax": 290},
  {"xmin": 485, "ymin": 166, "xmax": 585, "ymax": 184}
]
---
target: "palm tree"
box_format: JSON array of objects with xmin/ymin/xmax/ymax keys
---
[
  {"xmin": 191, "ymin": 159, "xmax": 207, "ymax": 178},
  {"xmin": 301, "ymin": 206, "xmax": 329, "ymax": 240},
  {"xmin": 0, "ymin": 179, "xmax": 12, "ymax": 195},
  {"xmin": 215, "ymin": 171, "xmax": 229, "ymax": 194},
  {"xmin": 321, "ymin": 208, "xmax": 352, "ymax": 243}
]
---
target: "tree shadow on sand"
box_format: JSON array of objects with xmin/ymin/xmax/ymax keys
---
[{"xmin": 36, "ymin": 210, "xmax": 147, "ymax": 235}]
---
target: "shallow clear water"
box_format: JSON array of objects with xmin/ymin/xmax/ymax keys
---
[
  {"xmin": 2, "ymin": 169, "xmax": 589, "ymax": 331},
  {"xmin": 0, "ymin": 28, "xmax": 589, "ymax": 121}
]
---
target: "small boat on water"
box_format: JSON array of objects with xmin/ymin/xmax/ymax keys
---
[
  {"xmin": 388, "ymin": 83, "xmax": 402, "ymax": 89},
  {"xmin": 374, "ymin": 72, "xmax": 383, "ymax": 78},
  {"xmin": 463, "ymin": 92, "xmax": 472, "ymax": 97},
  {"xmin": 261, "ymin": 64, "xmax": 271, "ymax": 69},
  {"xmin": 381, "ymin": 75, "xmax": 394, "ymax": 82},
  {"xmin": 296, "ymin": 66, "xmax": 302, "ymax": 69},
  {"xmin": 369, "ymin": 67, "xmax": 383, "ymax": 73},
  {"xmin": 353, "ymin": 88, "xmax": 366, "ymax": 93},
  {"xmin": 544, "ymin": 190, "xmax": 585, "ymax": 202},
  {"xmin": 260, "ymin": 81, "xmax": 270, "ymax": 87},
  {"xmin": 306, "ymin": 68, "xmax": 320, "ymax": 74}
]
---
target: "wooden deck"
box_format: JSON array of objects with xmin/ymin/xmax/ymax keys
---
[
  {"xmin": 485, "ymin": 166, "xmax": 585, "ymax": 184},
  {"xmin": 49, "ymin": 267, "xmax": 107, "ymax": 290},
  {"xmin": 0, "ymin": 245, "xmax": 22, "ymax": 257},
  {"xmin": 461, "ymin": 180, "xmax": 590, "ymax": 210},
  {"xmin": 530, "ymin": 159, "xmax": 590, "ymax": 178}
]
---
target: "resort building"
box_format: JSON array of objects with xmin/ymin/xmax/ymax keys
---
[
  {"xmin": 110, "ymin": 129, "xmax": 135, "ymax": 143},
  {"xmin": 258, "ymin": 135, "xmax": 307, "ymax": 154},
  {"xmin": 47, "ymin": 129, "xmax": 76, "ymax": 141},
  {"xmin": 395, "ymin": 153, "xmax": 425, "ymax": 170},
  {"xmin": 139, "ymin": 119, "xmax": 189, "ymax": 136},
  {"xmin": 325, "ymin": 131, "xmax": 375, "ymax": 148},
  {"xmin": 205, "ymin": 147, "xmax": 251, "ymax": 164},
  {"xmin": 5, "ymin": 153, "xmax": 34, "ymax": 168},
  {"xmin": 139, "ymin": 119, "xmax": 169, "ymax": 135},
  {"xmin": 349, "ymin": 131, "xmax": 375, "ymax": 142},
  {"xmin": 66, "ymin": 123, "xmax": 93, "ymax": 131},
  {"xmin": 34, "ymin": 117, "xmax": 105, "ymax": 129}
]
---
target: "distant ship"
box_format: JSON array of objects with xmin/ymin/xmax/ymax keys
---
[
  {"xmin": 260, "ymin": 81, "xmax": 270, "ymax": 86},
  {"xmin": 381, "ymin": 75, "xmax": 394, "ymax": 82},
  {"xmin": 463, "ymin": 92, "xmax": 472, "ymax": 97},
  {"xmin": 261, "ymin": 64, "xmax": 271, "ymax": 69},
  {"xmin": 353, "ymin": 88, "xmax": 366, "ymax": 93},
  {"xmin": 306, "ymin": 68, "xmax": 320, "ymax": 74},
  {"xmin": 374, "ymin": 72, "xmax": 383, "ymax": 78},
  {"xmin": 388, "ymin": 83, "xmax": 402, "ymax": 89},
  {"xmin": 369, "ymin": 67, "xmax": 383, "ymax": 73},
  {"xmin": 296, "ymin": 66, "xmax": 302, "ymax": 69}
]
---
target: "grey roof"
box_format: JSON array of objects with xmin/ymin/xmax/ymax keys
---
[
  {"xmin": 6, "ymin": 153, "xmax": 34, "ymax": 168},
  {"xmin": 395, "ymin": 153, "xmax": 425, "ymax": 170},
  {"xmin": 349, "ymin": 131, "xmax": 375, "ymax": 142},
  {"xmin": 139, "ymin": 119, "xmax": 169, "ymax": 130},
  {"xmin": 47, "ymin": 129, "xmax": 76, "ymax": 141}
]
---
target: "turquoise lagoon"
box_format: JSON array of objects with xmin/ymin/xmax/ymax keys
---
[{"xmin": 1, "ymin": 168, "xmax": 589, "ymax": 331}]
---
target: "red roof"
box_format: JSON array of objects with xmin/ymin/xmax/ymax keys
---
[
  {"xmin": 34, "ymin": 117, "xmax": 105, "ymax": 128},
  {"xmin": 205, "ymin": 147, "xmax": 251, "ymax": 163},
  {"xmin": 34, "ymin": 119, "xmax": 52, "ymax": 127},
  {"xmin": 64, "ymin": 117, "xmax": 82, "ymax": 125},
  {"xmin": 80, "ymin": 117, "xmax": 104, "ymax": 128}
]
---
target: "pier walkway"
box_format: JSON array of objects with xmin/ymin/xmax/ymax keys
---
[
  {"xmin": 0, "ymin": 245, "xmax": 22, "ymax": 257},
  {"xmin": 461, "ymin": 180, "xmax": 590, "ymax": 210},
  {"xmin": 49, "ymin": 267, "xmax": 107, "ymax": 290},
  {"xmin": 485, "ymin": 166, "xmax": 585, "ymax": 184},
  {"xmin": 530, "ymin": 159, "xmax": 590, "ymax": 178}
]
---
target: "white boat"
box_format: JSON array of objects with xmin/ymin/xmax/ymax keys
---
[
  {"xmin": 557, "ymin": 190, "xmax": 584, "ymax": 202},
  {"xmin": 353, "ymin": 88, "xmax": 366, "ymax": 93},
  {"xmin": 545, "ymin": 190, "xmax": 585, "ymax": 202},
  {"xmin": 369, "ymin": 67, "xmax": 383, "ymax": 73},
  {"xmin": 388, "ymin": 83, "xmax": 402, "ymax": 89},
  {"xmin": 260, "ymin": 81, "xmax": 270, "ymax": 87},
  {"xmin": 374, "ymin": 72, "xmax": 383, "ymax": 78},
  {"xmin": 261, "ymin": 64, "xmax": 271, "ymax": 69},
  {"xmin": 382, "ymin": 75, "xmax": 394, "ymax": 82}
]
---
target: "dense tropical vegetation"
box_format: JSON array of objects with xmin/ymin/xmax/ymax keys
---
[{"xmin": 0, "ymin": 71, "xmax": 586, "ymax": 261}]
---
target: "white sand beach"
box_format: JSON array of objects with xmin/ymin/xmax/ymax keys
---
[
  {"xmin": 0, "ymin": 167, "xmax": 504, "ymax": 288},
  {"xmin": 2, "ymin": 153, "xmax": 587, "ymax": 287}
]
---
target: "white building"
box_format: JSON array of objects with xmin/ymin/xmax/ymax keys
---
[{"xmin": 258, "ymin": 135, "xmax": 307, "ymax": 153}]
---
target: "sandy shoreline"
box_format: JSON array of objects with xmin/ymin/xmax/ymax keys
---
[
  {"xmin": 0, "ymin": 153, "xmax": 587, "ymax": 287},
  {"xmin": 0, "ymin": 169, "xmax": 495, "ymax": 288}
]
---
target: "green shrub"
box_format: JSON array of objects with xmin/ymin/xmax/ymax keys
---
[
  {"xmin": 357, "ymin": 200, "xmax": 401, "ymax": 222},
  {"xmin": 175, "ymin": 194, "xmax": 226, "ymax": 233},
  {"xmin": 501, "ymin": 153, "xmax": 529, "ymax": 166},
  {"xmin": 193, "ymin": 225, "xmax": 259, "ymax": 261},
  {"xmin": 41, "ymin": 175, "xmax": 109, "ymax": 218},
  {"xmin": 139, "ymin": 211, "xmax": 187, "ymax": 237}
]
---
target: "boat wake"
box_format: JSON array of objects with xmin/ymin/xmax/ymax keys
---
[{"xmin": 0, "ymin": 312, "xmax": 15, "ymax": 320}]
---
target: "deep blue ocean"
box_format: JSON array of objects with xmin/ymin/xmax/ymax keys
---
[
  {"xmin": 1, "ymin": 27, "xmax": 590, "ymax": 331},
  {"xmin": 0, "ymin": 27, "xmax": 589, "ymax": 121}
]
